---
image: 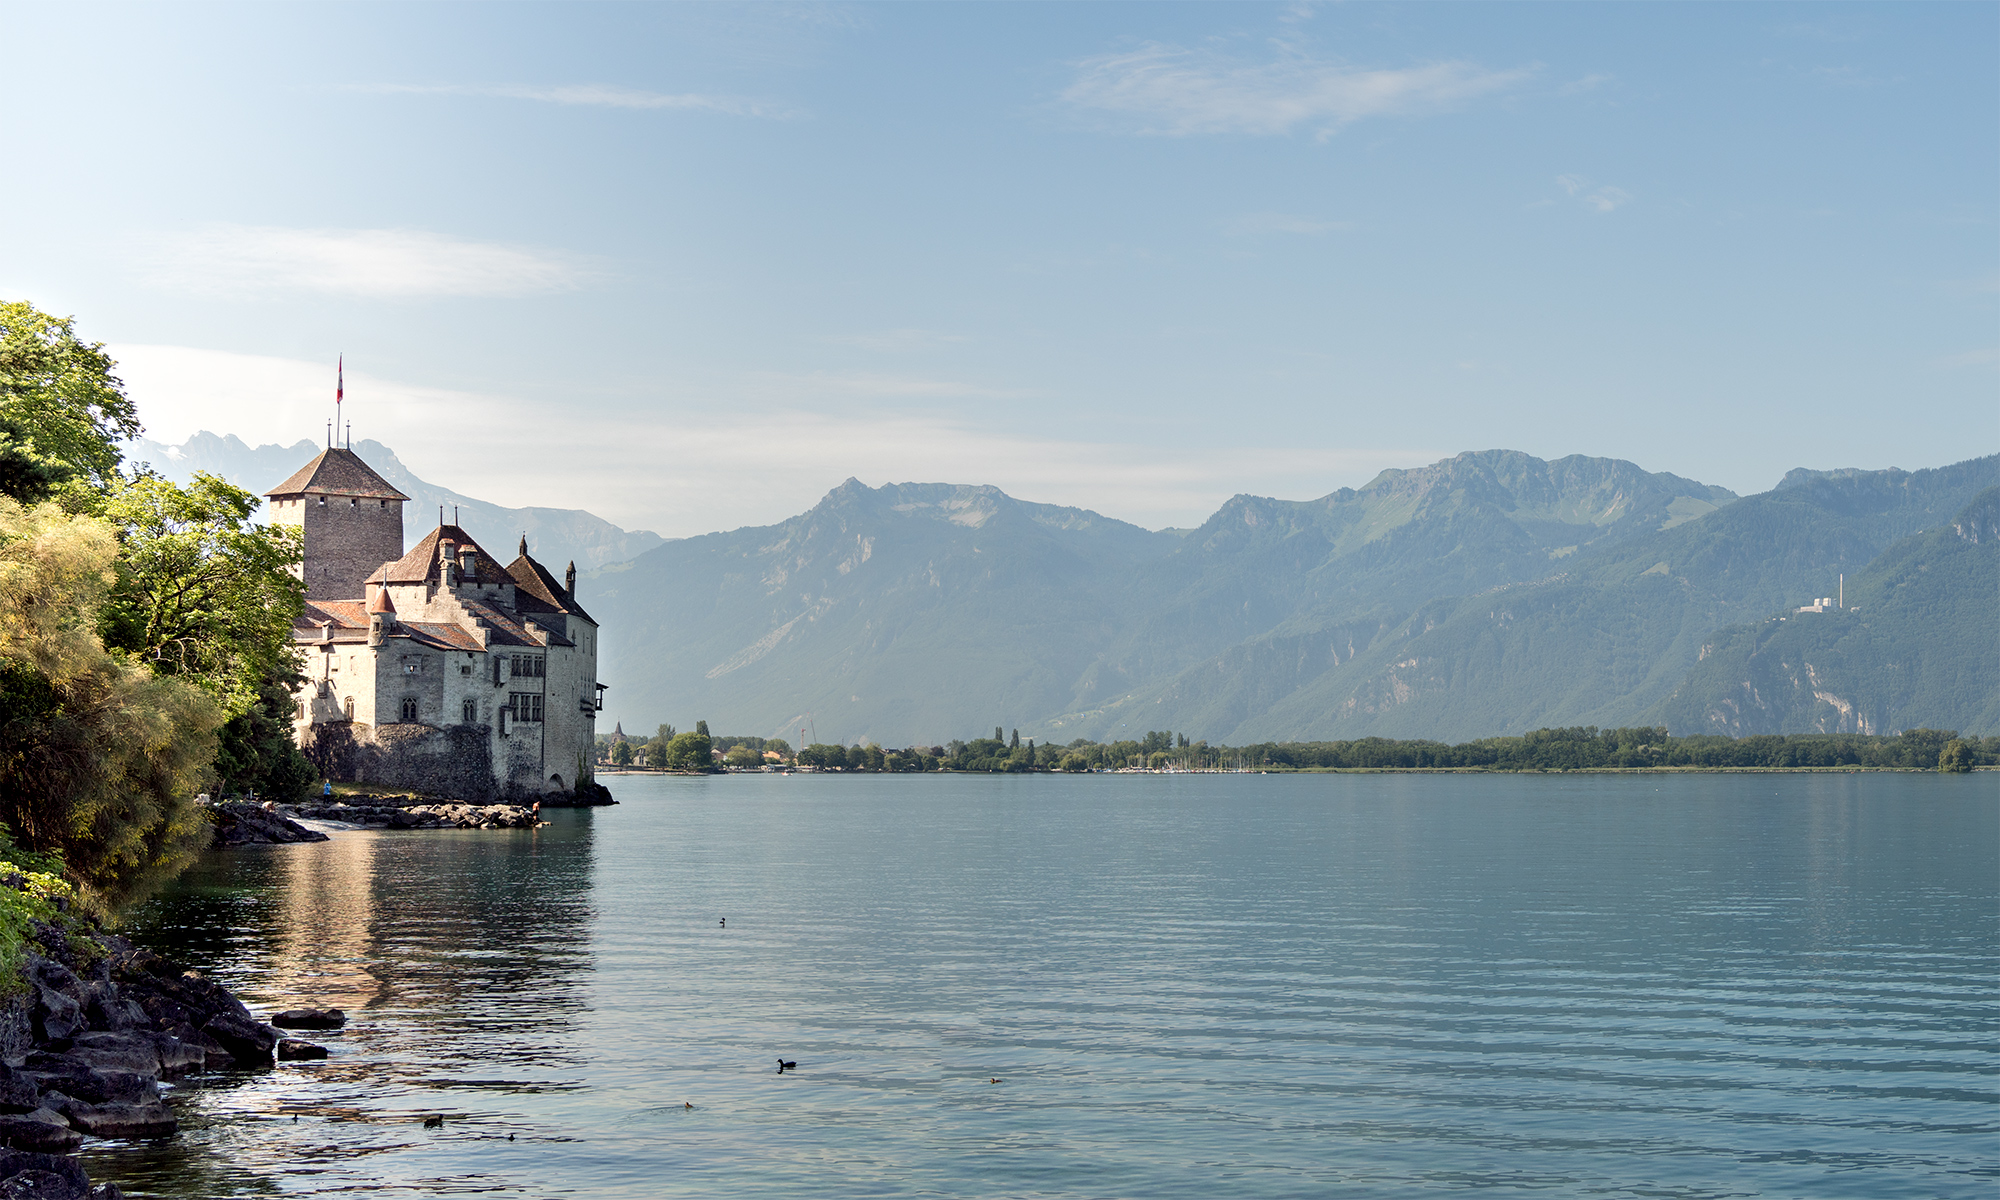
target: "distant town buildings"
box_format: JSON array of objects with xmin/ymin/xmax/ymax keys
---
[{"xmin": 268, "ymin": 446, "xmax": 603, "ymax": 800}]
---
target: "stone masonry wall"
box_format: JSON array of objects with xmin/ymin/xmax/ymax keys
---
[{"xmin": 272, "ymin": 496, "xmax": 404, "ymax": 599}]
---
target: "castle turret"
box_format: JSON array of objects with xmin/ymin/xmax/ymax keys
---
[
  {"xmin": 266, "ymin": 448, "xmax": 410, "ymax": 600},
  {"xmin": 367, "ymin": 582, "xmax": 396, "ymax": 646}
]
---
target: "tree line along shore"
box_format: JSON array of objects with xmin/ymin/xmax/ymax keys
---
[{"xmin": 601, "ymin": 725, "xmax": 1991, "ymax": 775}]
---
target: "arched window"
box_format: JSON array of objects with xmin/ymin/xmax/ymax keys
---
[
  {"xmin": 343, "ymin": 696, "xmax": 354, "ymax": 721},
  {"xmin": 400, "ymin": 697, "xmax": 418, "ymax": 722},
  {"xmin": 463, "ymin": 699, "xmax": 477, "ymax": 724}
]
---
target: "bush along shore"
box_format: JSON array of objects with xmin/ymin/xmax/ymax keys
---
[
  {"xmin": 749, "ymin": 726, "xmax": 1996, "ymax": 774},
  {"xmin": 0, "ymin": 864, "xmax": 318, "ymax": 1199}
]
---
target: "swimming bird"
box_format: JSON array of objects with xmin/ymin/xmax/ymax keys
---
[
  {"xmin": 422, "ymin": 1115, "xmax": 444, "ymax": 1129},
  {"xmin": 777, "ymin": 1059, "xmax": 797, "ymax": 1073},
  {"xmin": 990, "ymin": 1078, "xmax": 1002, "ymax": 1084},
  {"xmin": 508, "ymin": 1133, "xmax": 515, "ymax": 1141},
  {"xmin": 684, "ymin": 1102, "xmax": 694, "ymax": 1109},
  {"xmin": 719, "ymin": 918, "xmax": 726, "ymax": 928}
]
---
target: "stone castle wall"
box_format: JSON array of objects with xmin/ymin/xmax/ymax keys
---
[
  {"xmin": 272, "ymin": 496, "xmax": 404, "ymax": 599},
  {"xmin": 302, "ymin": 722, "xmax": 500, "ymax": 804}
]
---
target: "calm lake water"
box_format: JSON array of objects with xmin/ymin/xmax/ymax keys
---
[{"xmin": 88, "ymin": 772, "xmax": 1996, "ymax": 1198}]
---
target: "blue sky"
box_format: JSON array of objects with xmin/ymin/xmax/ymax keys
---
[{"xmin": 2, "ymin": 2, "xmax": 1993, "ymax": 536}]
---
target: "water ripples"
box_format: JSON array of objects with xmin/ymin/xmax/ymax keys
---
[{"xmin": 82, "ymin": 771, "xmax": 2000, "ymax": 1198}]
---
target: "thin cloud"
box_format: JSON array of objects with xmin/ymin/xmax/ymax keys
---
[
  {"xmin": 1225, "ymin": 212, "xmax": 1351, "ymax": 237},
  {"xmin": 112, "ymin": 343, "xmax": 1432, "ymax": 538},
  {"xmin": 751, "ymin": 370, "xmax": 1029, "ymax": 400},
  {"xmin": 1558, "ymin": 73, "xmax": 1613, "ymax": 96},
  {"xmin": 1063, "ymin": 42, "xmax": 1534, "ymax": 137},
  {"xmin": 1933, "ymin": 347, "xmax": 1999, "ymax": 369},
  {"xmin": 139, "ymin": 225, "xmax": 593, "ymax": 299},
  {"xmin": 1556, "ymin": 174, "xmax": 1631, "ymax": 213},
  {"xmin": 351, "ymin": 82, "xmax": 798, "ymax": 118},
  {"xmin": 818, "ymin": 329, "xmax": 971, "ymax": 352}
]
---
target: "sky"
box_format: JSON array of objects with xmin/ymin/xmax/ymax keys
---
[{"xmin": 1, "ymin": 2, "xmax": 1994, "ymax": 537}]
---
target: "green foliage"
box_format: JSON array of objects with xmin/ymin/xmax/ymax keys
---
[
  {"xmin": 664, "ymin": 731, "xmax": 713, "ymax": 771},
  {"xmin": 0, "ymin": 302, "xmax": 140, "ymax": 504},
  {"xmin": 610, "ymin": 740, "xmax": 634, "ymax": 766},
  {"xmin": 1938, "ymin": 739, "xmax": 1974, "ymax": 773},
  {"xmin": 0, "ymin": 860, "xmax": 77, "ymax": 994},
  {"xmin": 212, "ymin": 676, "xmax": 317, "ymax": 802},
  {"xmin": 91, "ymin": 471, "xmax": 306, "ymax": 717},
  {"xmin": 0, "ymin": 499, "xmax": 222, "ymax": 911}
]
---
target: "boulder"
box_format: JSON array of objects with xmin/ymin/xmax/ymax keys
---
[
  {"xmin": 63, "ymin": 1032, "xmax": 200, "ymax": 1079},
  {"xmin": 54, "ymin": 1102, "xmax": 174, "ymax": 1141},
  {"xmin": 0, "ymin": 1152, "xmax": 88, "ymax": 1200},
  {"xmin": 21, "ymin": 1058, "xmax": 152, "ymax": 1107},
  {"xmin": 205, "ymin": 802, "xmax": 329, "ymax": 847},
  {"xmin": 0, "ymin": 1065, "xmax": 41, "ymax": 1114},
  {"xmin": 270, "ymin": 1009, "xmax": 345, "ymax": 1030},
  {"xmin": 276, "ymin": 1040, "xmax": 327, "ymax": 1061},
  {"xmin": 0, "ymin": 1117, "xmax": 78, "ymax": 1155},
  {"xmin": 26, "ymin": 992, "xmax": 80, "ymax": 1047},
  {"xmin": 197, "ymin": 1014, "xmax": 275, "ymax": 1067}
]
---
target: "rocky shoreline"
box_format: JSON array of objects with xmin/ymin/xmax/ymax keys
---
[
  {"xmin": 0, "ymin": 873, "xmax": 318, "ymax": 1199},
  {"xmin": 204, "ymin": 796, "xmax": 538, "ymax": 845}
]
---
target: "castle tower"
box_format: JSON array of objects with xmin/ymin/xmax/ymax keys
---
[{"xmin": 265, "ymin": 448, "xmax": 410, "ymax": 600}]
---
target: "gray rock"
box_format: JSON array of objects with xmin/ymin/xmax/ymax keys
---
[
  {"xmin": 198, "ymin": 1013, "xmax": 275, "ymax": 1067},
  {"xmin": 205, "ymin": 802, "xmax": 329, "ymax": 847},
  {"xmin": 0, "ymin": 1117, "xmax": 79, "ymax": 1154},
  {"xmin": 56, "ymin": 1101, "xmax": 175, "ymax": 1140},
  {"xmin": 270, "ymin": 1008, "xmax": 345, "ymax": 1029},
  {"xmin": 0, "ymin": 1152, "xmax": 88, "ymax": 1199},
  {"xmin": 27, "ymin": 991, "xmax": 80, "ymax": 1046},
  {"xmin": 276, "ymin": 1039, "xmax": 327, "ymax": 1061}
]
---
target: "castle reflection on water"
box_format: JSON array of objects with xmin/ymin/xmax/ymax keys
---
[{"xmin": 85, "ymin": 813, "xmax": 600, "ymax": 1198}]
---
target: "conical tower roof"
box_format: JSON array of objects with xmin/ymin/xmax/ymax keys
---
[{"xmin": 266, "ymin": 447, "xmax": 410, "ymax": 501}]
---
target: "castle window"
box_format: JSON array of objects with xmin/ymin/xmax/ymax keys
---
[
  {"xmin": 511, "ymin": 693, "xmax": 544, "ymax": 722},
  {"xmin": 343, "ymin": 697, "xmax": 354, "ymax": 720},
  {"xmin": 400, "ymin": 697, "xmax": 418, "ymax": 722},
  {"xmin": 463, "ymin": 699, "xmax": 477, "ymax": 724},
  {"xmin": 350, "ymin": 498, "xmax": 358, "ymax": 507}
]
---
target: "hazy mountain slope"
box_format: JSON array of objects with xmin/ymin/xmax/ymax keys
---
[
  {"xmin": 1050, "ymin": 451, "xmax": 1739, "ymax": 737},
  {"xmin": 1646, "ymin": 487, "xmax": 2000, "ymax": 736},
  {"xmin": 1151, "ymin": 455, "xmax": 1999, "ymax": 742},
  {"xmin": 586, "ymin": 480, "xmax": 1178, "ymax": 745},
  {"xmin": 125, "ymin": 432, "xmax": 665, "ymax": 571}
]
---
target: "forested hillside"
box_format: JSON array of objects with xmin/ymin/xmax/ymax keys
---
[
  {"xmin": 1649, "ymin": 487, "xmax": 2000, "ymax": 736},
  {"xmin": 584, "ymin": 450, "xmax": 1995, "ymax": 745}
]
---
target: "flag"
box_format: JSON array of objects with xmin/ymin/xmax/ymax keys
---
[{"xmin": 337, "ymin": 356, "xmax": 344, "ymax": 406}]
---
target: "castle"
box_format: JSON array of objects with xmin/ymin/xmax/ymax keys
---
[{"xmin": 268, "ymin": 446, "xmax": 604, "ymax": 801}]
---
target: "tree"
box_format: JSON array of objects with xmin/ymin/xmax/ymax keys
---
[
  {"xmin": 1939, "ymin": 739, "xmax": 1975, "ymax": 773},
  {"xmin": 1009, "ymin": 728, "xmax": 1020, "ymax": 750},
  {"xmin": 211, "ymin": 677, "xmax": 316, "ymax": 803},
  {"xmin": 610, "ymin": 740, "xmax": 634, "ymax": 767},
  {"xmin": 665, "ymin": 731, "xmax": 713, "ymax": 771},
  {"xmin": 723, "ymin": 744, "xmax": 761, "ymax": 768},
  {"xmin": 93, "ymin": 472, "xmax": 305, "ymax": 718},
  {"xmin": 695, "ymin": 719, "xmax": 710, "ymax": 737},
  {"xmin": 0, "ymin": 303, "xmax": 140, "ymax": 503},
  {"xmin": 0, "ymin": 498, "xmax": 223, "ymax": 909}
]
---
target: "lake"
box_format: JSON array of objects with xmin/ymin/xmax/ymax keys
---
[{"xmin": 86, "ymin": 771, "xmax": 1996, "ymax": 1197}]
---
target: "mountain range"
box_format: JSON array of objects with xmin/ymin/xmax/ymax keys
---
[
  {"xmin": 124, "ymin": 432, "xmax": 666, "ymax": 572},
  {"xmin": 581, "ymin": 450, "xmax": 1997, "ymax": 745},
  {"xmin": 125, "ymin": 433, "xmax": 1995, "ymax": 746}
]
